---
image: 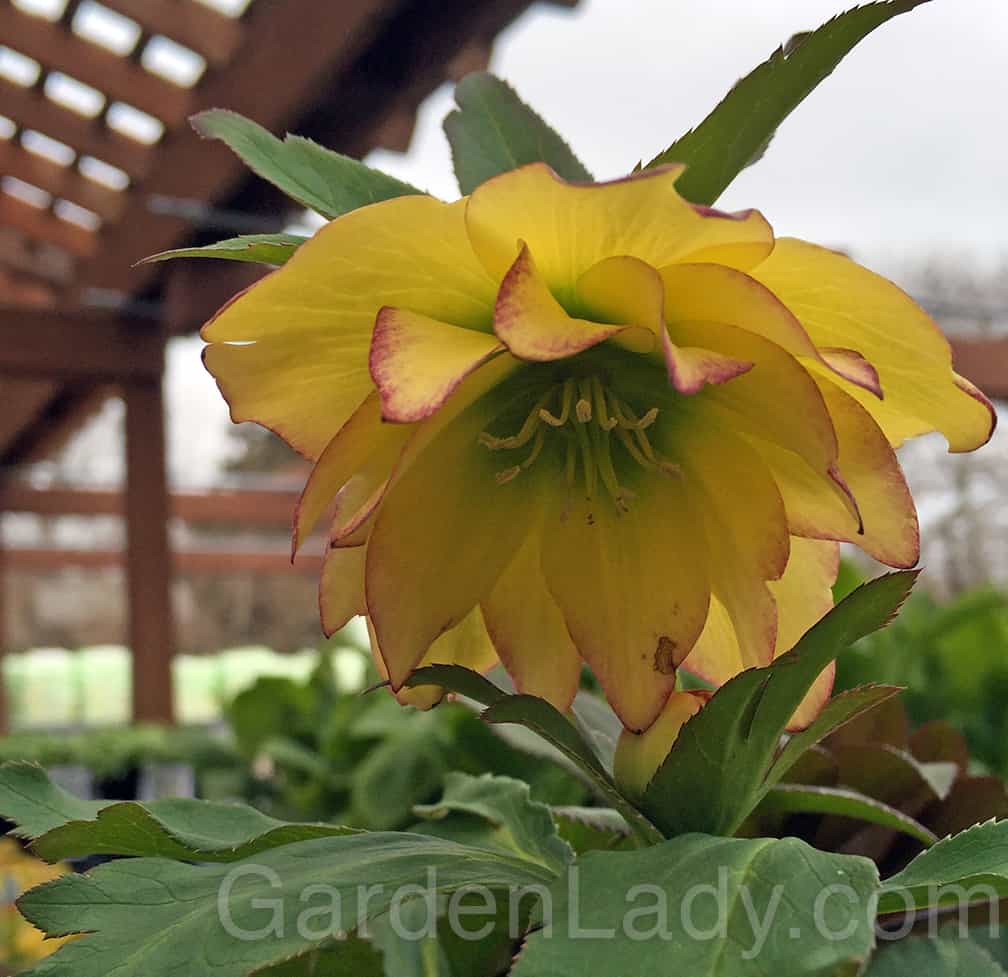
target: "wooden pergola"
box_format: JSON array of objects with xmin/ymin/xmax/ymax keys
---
[{"xmin": 0, "ymin": 0, "xmax": 578, "ymax": 726}]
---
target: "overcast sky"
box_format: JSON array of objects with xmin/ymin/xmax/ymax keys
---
[{"xmin": 166, "ymin": 0, "xmax": 1006, "ymax": 486}]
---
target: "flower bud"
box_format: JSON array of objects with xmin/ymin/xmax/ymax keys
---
[{"xmin": 614, "ymin": 691, "xmax": 708, "ymax": 797}]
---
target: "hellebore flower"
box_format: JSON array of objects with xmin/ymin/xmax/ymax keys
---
[{"xmin": 202, "ymin": 163, "xmax": 994, "ymax": 732}]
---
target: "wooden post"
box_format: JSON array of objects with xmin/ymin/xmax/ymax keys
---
[
  {"xmin": 0, "ymin": 535, "xmax": 7, "ymax": 734},
  {"xmin": 122, "ymin": 360, "xmax": 174, "ymax": 723}
]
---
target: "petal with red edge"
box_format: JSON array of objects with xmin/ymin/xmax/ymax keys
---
[
  {"xmin": 370, "ymin": 307, "xmax": 503, "ymax": 422},
  {"xmin": 466, "ymin": 163, "xmax": 774, "ymax": 299},
  {"xmin": 482, "ymin": 528, "xmax": 582, "ymax": 713},
  {"xmin": 366, "ymin": 387, "xmax": 543, "ymax": 690},
  {"xmin": 540, "ymin": 470, "xmax": 710, "ymax": 733},
  {"xmin": 750, "ymin": 238, "xmax": 995, "ymax": 451}
]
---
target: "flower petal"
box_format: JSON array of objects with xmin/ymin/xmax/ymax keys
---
[
  {"xmin": 494, "ymin": 244, "xmax": 648, "ymax": 360},
  {"xmin": 366, "ymin": 388, "xmax": 542, "ymax": 689},
  {"xmin": 818, "ymin": 348, "xmax": 883, "ymax": 399},
  {"xmin": 368, "ymin": 607, "xmax": 499, "ymax": 710},
  {"xmin": 370, "ymin": 307, "xmax": 503, "ymax": 422},
  {"xmin": 293, "ymin": 391, "xmax": 411, "ymax": 555},
  {"xmin": 481, "ymin": 529, "xmax": 582, "ymax": 713},
  {"xmin": 319, "ymin": 543, "xmax": 367, "ymax": 637},
  {"xmin": 466, "ymin": 163, "xmax": 774, "ymax": 300},
  {"xmin": 540, "ymin": 471, "xmax": 710, "ymax": 733},
  {"xmin": 750, "ymin": 376, "xmax": 920, "ymax": 568},
  {"xmin": 202, "ymin": 196, "xmax": 496, "ymax": 458},
  {"xmin": 750, "ymin": 238, "xmax": 995, "ymax": 451}
]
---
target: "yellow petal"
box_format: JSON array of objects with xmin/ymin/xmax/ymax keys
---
[
  {"xmin": 750, "ymin": 238, "xmax": 996, "ymax": 452},
  {"xmin": 293, "ymin": 391, "xmax": 411, "ymax": 554},
  {"xmin": 370, "ymin": 307, "xmax": 503, "ymax": 422},
  {"xmin": 366, "ymin": 388, "xmax": 542, "ymax": 689},
  {"xmin": 319, "ymin": 543, "xmax": 367, "ymax": 637},
  {"xmin": 202, "ymin": 196, "xmax": 496, "ymax": 459},
  {"xmin": 481, "ymin": 529, "xmax": 582, "ymax": 713},
  {"xmin": 540, "ymin": 470, "xmax": 710, "ymax": 733},
  {"xmin": 368, "ymin": 607, "xmax": 499, "ymax": 710},
  {"xmin": 769, "ymin": 537, "xmax": 839, "ymax": 730},
  {"xmin": 750, "ymin": 376, "xmax": 920, "ymax": 568},
  {"xmin": 613, "ymin": 691, "xmax": 707, "ymax": 796},
  {"xmin": 466, "ymin": 163, "xmax": 774, "ymax": 302},
  {"xmin": 494, "ymin": 244, "xmax": 646, "ymax": 360},
  {"xmin": 673, "ymin": 423, "xmax": 789, "ymax": 673}
]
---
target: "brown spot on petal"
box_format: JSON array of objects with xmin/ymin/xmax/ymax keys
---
[{"xmin": 654, "ymin": 636, "xmax": 678, "ymax": 675}]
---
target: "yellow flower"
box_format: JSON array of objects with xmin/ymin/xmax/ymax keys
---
[
  {"xmin": 0, "ymin": 838, "xmax": 70, "ymax": 964},
  {"xmin": 203, "ymin": 164, "xmax": 994, "ymax": 732}
]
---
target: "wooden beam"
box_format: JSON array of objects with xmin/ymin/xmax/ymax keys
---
[
  {"xmin": 0, "ymin": 307, "xmax": 164, "ymax": 380},
  {"xmin": 0, "ymin": 379, "xmax": 58, "ymax": 457},
  {"xmin": 122, "ymin": 375, "xmax": 174, "ymax": 723},
  {"xmin": 101, "ymin": 0, "xmax": 245, "ymax": 67},
  {"xmin": 0, "ymin": 142, "xmax": 125, "ymax": 222},
  {"xmin": 950, "ymin": 336, "xmax": 1008, "ymax": 400},
  {"xmin": 0, "ymin": 194, "xmax": 97, "ymax": 258},
  {"xmin": 0, "ymin": 4, "xmax": 192, "ymax": 126},
  {"xmin": 4, "ymin": 545, "xmax": 323, "ymax": 574},
  {"xmin": 0, "ymin": 77, "xmax": 151, "ymax": 178},
  {"xmin": 0, "ymin": 484, "xmax": 301, "ymax": 526},
  {"xmin": 0, "ymin": 383, "xmax": 107, "ymax": 468},
  {"xmin": 160, "ymin": 259, "xmax": 267, "ymax": 334},
  {"xmin": 72, "ymin": 0, "xmax": 403, "ymax": 296},
  {"xmin": 0, "ymin": 229, "xmax": 74, "ymax": 286}
]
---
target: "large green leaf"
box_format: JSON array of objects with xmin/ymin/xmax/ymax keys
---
[
  {"xmin": 644, "ymin": 1, "xmax": 932, "ymax": 204},
  {"xmin": 768, "ymin": 685, "xmax": 905, "ymax": 788},
  {"xmin": 18, "ymin": 833, "xmax": 553, "ymax": 977},
  {"xmin": 192, "ymin": 109, "xmax": 422, "ymax": 218},
  {"xmin": 444, "ymin": 72, "xmax": 592, "ymax": 194},
  {"xmin": 878, "ymin": 819, "xmax": 1008, "ymax": 913},
  {"xmin": 0, "ymin": 762, "xmax": 358, "ymax": 863},
  {"xmin": 511, "ymin": 834, "xmax": 878, "ymax": 977},
  {"xmin": 414, "ymin": 773, "xmax": 572, "ymax": 874},
  {"xmin": 864, "ymin": 933, "xmax": 1008, "ymax": 976},
  {"xmin": 758, "ymin": 784, "xmax": 937, "ymax": 847},
  {"xmin": 642, "ymin": 571, "xmax": 918, "ymax": 837},
  {"xmin": 140, "ymin": 233, "xmax": 306, "ymax": 266},
  {"xmin": 252, "ymin": 940, "xmax": 385, "ymax": 977}
]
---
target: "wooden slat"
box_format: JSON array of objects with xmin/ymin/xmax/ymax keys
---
[
  {"xmin": 0, "ymin": 77, "xmax": 151, "ymax": 178},
  {"xmin": 72, "ymin": 0, "xmax": 404, "ymax": 296},
  {"xmin": 0, "ymin": 194, "xmax": 97, "ymax": 258},
  {"xmin": 0, "ymin": 484, "xmax": 301, "ymax": 526},
  {"xmin": 0, "ymin": 379, "xmax": 58, "ymax": 456},
  {"xmin": 0, "ymin": 306, "xmax": 164, "ymax": 379},
  {"xmin": 0, "ymin": 229, "xmax": 73, "ymax": 285},
  {"xmin": 0, "ymin": 142, "xmax": 125, "ymax": 221},
  {"xmin": 950, "ymin": 336, "xmax": 1008, "ymax": 400},
  {"xmin": 4, "ymin": 545, "xmax": 323, "ymax": 574},
  {"xmin": 0, "ymin": 4, "xmax": 191, "ymax": 125},
  {"xmin": 0, "ymin": 383, "xmax": 107, "ymax": 467},
  {"xmin": 102, "ymin": 0, "xmax": 245, "ymax": 67}
]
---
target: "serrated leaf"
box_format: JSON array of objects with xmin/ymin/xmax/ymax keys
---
[
  {"xmin": 18, "ymin": 833, "xmax": 554, "ymax": 977},
  {"xmin": 645, "ymin": 1, "xmax": 932, "ymax": 204},
  {"xmin": 414, "ymin": 773, "xmax": 572, "ymax": 874},
  {"xmin": 769, "ymin": 685, "xmax": 905, "ymax": 788},
  {"xmin": 878, "ymin": 819, "xmax": 1008, "ymax": 913},
  {"xmin": 0, "ymin": 762, "xmax": 358, "ymax": 863},
  {"xmin": 758, "ymin": 784, "xmax": 937, "ymax": 847},
  {"xmin": 140, "ymin": 233, "xmax": 306, "ymax": 266},
  {"xmin": 252, "ymin": 939, "xmax": 385, "ymax": 977},
  {"xmin": 550, "ymin": 806, "xmax": 633, "ymax": 854},
  {"xmin": 864, "ymin": 932, "xmax": 1008, "ymax": 975},
  {"xmin": 444, "ymin": 72, "xmax": 592, "ymax": 194},
  {"xmin": 192, "ymin": 109, "xmax": 422, "ymax": 218},
  {"xmin": 642, "ymin": 571, "xmax": 918, "ymax": 837},
  {"xmin": 511, "ymin": 834, "xmax": 878, "ymax": 977}
]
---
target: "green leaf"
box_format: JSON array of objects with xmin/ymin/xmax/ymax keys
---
[
  {"xmin": 140, "ymin": 233, "xmax": 306, "ymax": 266},
  {"xmin": 0, "ymin": 762, "xmax": 359, "ymax": 863},
  {"xmin": 511, "ymin": 834, "xmax": 879, "ymax": 977},
  {"xmin": 642, "ymin": 571, "xmax": 918, "ymax": 837},
  {"xmin": 769, "ymin": 685, "xmax": 905, "ymax": 788},
  {"xmin": 864, "ymin": 933, "xmax": 1008, "ymax": 976},
  {"xmin": 18, "ymin": 833, "xmax": 554, "ymax": 977},
  {"xmin": 758, "ymin": 784, "xmax": 937, "ymax": 847},
  {"xmin": 878, "ymin": 819, "xmax": 1008, "ymax": 913},
  {"xmin": 550, "ymin": 806, "xmax": 633, "ymax": 853},
  {"xmin": 413, "ymin": 773, "xmax": 572, "ymax": 874},
  {"xmin": 192, "ymin": 109, "xmax": 423, "ymax": 218},
  {"xmin": 444, "ymin": 72, "xmax": 592, "ymax": 194},
  {"xmin": 644, "ymin": 1, "xmax": 932, "ymax": 204},
  {"xmin": 252, "ymin": 940, "xmax": 385, "ymax": 977}
]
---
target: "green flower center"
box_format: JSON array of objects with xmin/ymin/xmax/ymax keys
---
[{"xmin": 479, "ymin": 376, "xmax": 678, "ymax": 511}]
